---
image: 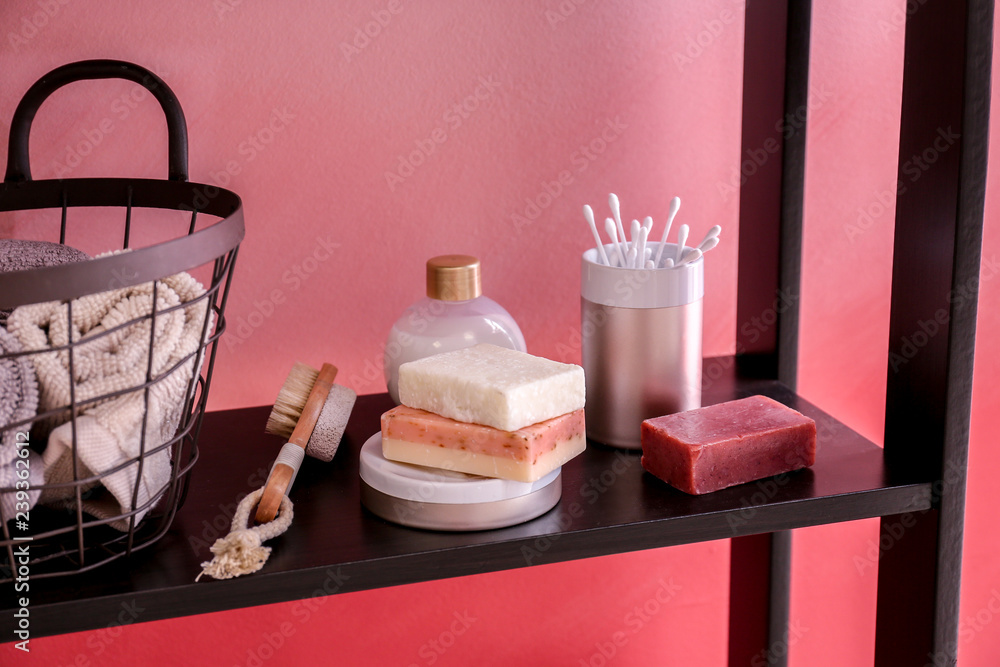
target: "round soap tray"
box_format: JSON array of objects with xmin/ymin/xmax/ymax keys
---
[{"xmin": 359, "ymin": 433, "xmax": 562, "ymax": 531}]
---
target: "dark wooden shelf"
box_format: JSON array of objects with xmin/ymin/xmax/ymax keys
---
[{"xmin": 0, "ymin": 356, "xmax": 932, "ymax": 639}]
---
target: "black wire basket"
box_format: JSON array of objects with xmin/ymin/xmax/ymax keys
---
[{"xmin": 0, "ymin": 60, "xmax": 244, "ymax": 581}]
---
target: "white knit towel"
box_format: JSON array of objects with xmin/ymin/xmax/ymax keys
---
[{"xmin": 7, "ymin": 266, "xmax": 212, "ymax": 531}]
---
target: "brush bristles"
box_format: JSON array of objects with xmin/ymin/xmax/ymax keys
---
[{"xmin": 265, "ymin": 362, "xmax": 320, "ymax": 438}]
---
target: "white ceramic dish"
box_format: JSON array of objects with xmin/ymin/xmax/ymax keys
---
[{"xmin": 358, "ymin": 432, "xmax": 562, "ymax": 531}]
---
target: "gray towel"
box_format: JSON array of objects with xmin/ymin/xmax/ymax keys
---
[
  {"xmin": 0, "ymin": 239, "xmax": 91, "ymax": 327},
  {"xmin": 0, "ymin": 327, "xmax": 43, "ymax": 522}
]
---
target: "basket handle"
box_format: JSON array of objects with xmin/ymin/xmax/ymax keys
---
[{"xmin": 4, "ymin": 59, "xmax": 188, "ymax": 183}]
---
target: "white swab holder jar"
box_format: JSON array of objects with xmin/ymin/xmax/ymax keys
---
[{"xmin": 581, "ymin": 242, "xmax": 703, "ymax": 449}]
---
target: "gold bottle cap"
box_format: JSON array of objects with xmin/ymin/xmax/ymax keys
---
[{"xmin": 426, "ymin": 255, "xmax": 481, "ymax": 301}]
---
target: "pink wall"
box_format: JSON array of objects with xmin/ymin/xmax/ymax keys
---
[{"xmin": 0, "ymin": 0, "xmax": 996, "ymax": 664}]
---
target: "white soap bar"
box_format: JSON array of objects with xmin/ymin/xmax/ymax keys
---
[{"xmin": 397, "ymin": 343, "xmax": 585, "ymax": 432}]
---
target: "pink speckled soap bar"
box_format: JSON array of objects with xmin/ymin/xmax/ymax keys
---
[
  {"xmin": 640, "ymin": 395, "xmax": 816, "ymax": 495},
  {"xmin": 381, "ymin": 405, "xmax": 586, "ymax": 482}
]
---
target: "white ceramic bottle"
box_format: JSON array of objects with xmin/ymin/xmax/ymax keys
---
[{"xmin": 384, "ymin": 255, "xmax": 526, "ymax": 404}]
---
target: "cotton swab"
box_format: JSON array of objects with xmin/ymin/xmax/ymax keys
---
[
  {"xmin": 698, "ymin": 235, "xmax": 720, "ymax": 254},
  {"xmin": 695, "ymin": 225, "xmax": 721, "ymax": 251},
  {"xmin": 637, "ymin": 226, "xmax": 649, "ymax": 270},
  {"xmin": 609, "ymin": 194, "xmax": 627, "ymax": 259},
  {"xmin": 676, "ymin": 247, "xmax": 703, "ymax": 267},
  {"xmin": 605, "ymin": 217, "xmax": 625, "ymax": 267},
  {"xmin": 674, "ymin": 223, "xmax": 689, "ymax": 266},
  {"xmin": 582, "ymin": 193, "xmax": 717, "ymax": 271},
  {"xmin": 653, "ymin": 196, "xmax": 681, "ymax": 268},
  {"xmin": 583, "ymin": 205, "xmax": 610, "ymax": 265}
]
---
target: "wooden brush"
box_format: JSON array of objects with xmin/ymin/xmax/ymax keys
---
[
  {"xmin": 265, "ymin": 363, "xmax": 324, "ymax": 438},
  {"xmin": 256, "ymin": 362, "xmax": 339, "ymax": 523}
]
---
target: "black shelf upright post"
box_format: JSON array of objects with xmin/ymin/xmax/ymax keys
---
[
  {"xmin": 875, "ymin": 0, "xmax": 992, "ymax": 664},
  {"xmin": 731, "ymin": 1, "xmax": 812, "ymax": 666}
]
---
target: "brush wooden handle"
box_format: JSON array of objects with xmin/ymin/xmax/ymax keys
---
[
  {"xmin": 255, "ymin": 462, "xmax": 295, "ymax": 523},
  {"xmin": 255, "ymin": 363, "xmax": 339, "ymax": 523},
  {"xmin": 288, "ymin": 363, "xmax": 338, "ymax": 449}
]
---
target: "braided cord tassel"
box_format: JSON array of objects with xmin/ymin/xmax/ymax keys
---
[{"xmin": 196, "ymin": 487, "xmax": 293, "ymax": 581}]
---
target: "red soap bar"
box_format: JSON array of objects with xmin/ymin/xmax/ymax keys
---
[{"xmin": 641, "ymin": 395, "xmax": 816, "ymax": 495}]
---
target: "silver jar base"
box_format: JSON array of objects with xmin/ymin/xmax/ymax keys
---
[
  {"xmin": 582, "ymin": 297, "xmax": 702, "ymax": 449},
  {"xmin": 360, "ymin": 476, "xmax": 562, "ymax": 531}
]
